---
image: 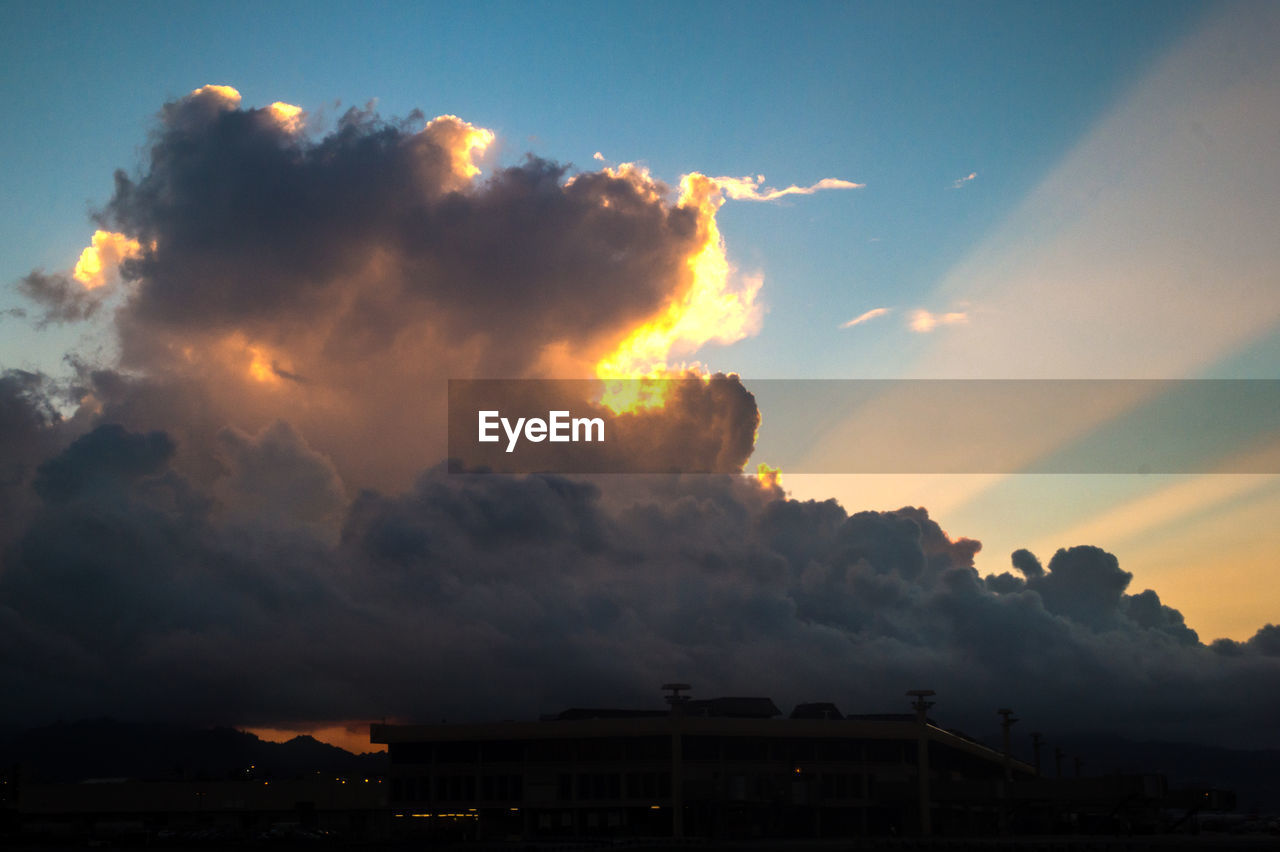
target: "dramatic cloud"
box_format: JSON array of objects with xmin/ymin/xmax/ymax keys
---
[
  {"xmin": 0, "ymin": 371, "xmax": 76, "ymax": 544},
  {"xmin": 1, "ymin": 417, "xmax": 1278, "ymax": 747},
  {"xmin": 840, "ymin": 307, "xmax": 891, "ymax": 329},
  {"xmin": 3, "ymin": 86, "xmax": 1279, "ymax": 751},
  {"xmin": 36, "ymin": 86, "xmax": 779, "ymax": 489}
]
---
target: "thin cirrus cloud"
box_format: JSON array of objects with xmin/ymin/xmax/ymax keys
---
[
  {"xmin": 712, "ymin": 174, "xmax": 864, "ymax": 202},
  {"xmin": 952, "ymin": 171, "xmax": 978, "ymax": 189},
  {"xmin": 838, "ymin": 306, "xmax": 967, "ymax": 332},
  {"xmin": 839, "ymin": 307, "xmax": 891, "ymax": 328},
  {"xmin": 909, "ymin": 308, "xmax": 968, "ymax": 333}
]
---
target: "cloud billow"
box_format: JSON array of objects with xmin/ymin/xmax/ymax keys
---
[
  {"xmin": 2, "ymin": 88, "xmax": 1278, "ymax": 748},
  {"xmin": 0, "ymin": 414, "xmax": 1277, "ymax": 746},
  {"xmin": 75, "ymin": 87, "xmax": 755, "ymax": 489}
]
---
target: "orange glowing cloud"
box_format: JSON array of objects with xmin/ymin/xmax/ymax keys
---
[
  {"xmin": 756, "ymin": 462, "xmax": 782, "ymax": 489},
  {"xmin": 204, "ymin": 333, "xmax": 297, "ymax": 387},
  {"xmin": 423, "ymin": 114, "xmax": 494, "ymax": 181},
  {"xmin": 267, "ymin": 101, "xmax": 304, "ymax": 133},
  {"xmin": 190, "ymin": 83, "xmax": 242, "ymax": 107},
  {"xmin": 594, "ymin": 171, "xmax": 765, "ymax": 411},
  {"xmin": 247, "ymin": 346, "xmax": 278, "ymax": 384},
  {"xmin": 596, "ymin": 171, "xmax": 764, "ymax": 377},
  {"xmin": 592, "ymin": 169, "xmax": 858, "ymax": 411},
  {"xmin": 72, "ymin": 230, "xmax": 143, "ymax": 289}
]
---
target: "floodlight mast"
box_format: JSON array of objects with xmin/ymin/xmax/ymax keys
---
[
  {"xmin": 906, "ymin": 689, "xmax": 936, "ymax": 725},
  {"xmin": 906, "ymin": 690, "xmax": 936, "ymax": 838},
  {"xmin": 996, "ymin": 707, "xmax": 1020, "ymax": 836},
  {"xmin": 661, "ymin": 683, "xmax": 692, "ymax": 839},
  {"xmin": 997, "ymin": 708, "xmax": 1019, "ymax": 781}
]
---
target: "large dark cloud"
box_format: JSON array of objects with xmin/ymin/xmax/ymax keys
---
[
  {"xmin": 0, "ymin": 371, "xmax": 81, "ymax": 549},
  {"xmin": 109, "ymin": 102, "xmax": 694, "ymax": 346},
  {"xmin": 3, "ymin": 88, "xmax": 1279, "ymax": 751},
  {"xmin": 61, "ymin": 87, "xmax": 755, "ymax": 490},
  {"xmin": 0, "ymin": 414, "xmax": 1278, "ymax": 747}
]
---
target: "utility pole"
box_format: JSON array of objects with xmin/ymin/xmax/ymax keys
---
[
  {"xmin": 907, "ymin": 690, "xmax": 935, "ymax": 837},
  {"xmin": 1030, "ymin": 732, "xmax": 1043, "ymax": 777}
]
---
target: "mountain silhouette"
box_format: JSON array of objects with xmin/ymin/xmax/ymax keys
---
[{"xmin": 0, "ymin": 719, "xmax": 385, "ymax": 783}]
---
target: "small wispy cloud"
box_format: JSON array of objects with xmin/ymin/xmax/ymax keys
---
[
  {"xmin": 840, "ymin": 307, "xmax": 891, "ymax": 329},
  {"xmin": 593, "ymin": 151, "xmax": 606, "ymax": 162},
  {"xmin": 714, "ymin": 174, "xmax": 865, "ymax": 202},
  {"xmin": 909, "ymin": 309, "xmax": 968, "ymax": 333},
  {"xmin": 952, "ymin": 171, "xmax": 978, "ymax": 189}
]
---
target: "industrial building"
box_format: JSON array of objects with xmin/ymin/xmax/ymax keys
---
[{"xmin": 372, "ymin": 686, "xmax": 1045, "ymax": 842}]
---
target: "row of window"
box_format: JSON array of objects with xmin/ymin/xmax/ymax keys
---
[
  {"xmin": 391, "ymin": 771, "xmax": 868, "ymax": 804},
  {"xmin": 391, "ymin": 773, "xmax": 524, "ymax": 803},
  {"xmin": 390, "ymin": 737, "xmax": 913, "ymax": 766}
]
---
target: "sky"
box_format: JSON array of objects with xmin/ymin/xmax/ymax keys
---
[{"xmin": 2, "ymin": 0, "xmax": 1279, "ymax": 752}]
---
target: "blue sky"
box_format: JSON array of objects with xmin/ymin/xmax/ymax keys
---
[
  {"xmin": 4, "ymin": 0, "xmax": 1279, "ymax": 640},
  {"xmin": 1, "ymin": 0, "xmax": 1204, "ymax": 335}
]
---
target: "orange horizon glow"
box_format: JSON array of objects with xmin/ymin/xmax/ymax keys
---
[{"xmin": 243, "ymin": 723, "xmax": 386, "ymax": 754}]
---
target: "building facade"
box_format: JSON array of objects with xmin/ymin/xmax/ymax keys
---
[{"xmin": 372, "ymin": 694, "xmax": 1038, "ymax": 842}]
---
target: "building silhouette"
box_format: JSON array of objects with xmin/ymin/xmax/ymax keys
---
[{"xmin": 373, "ymin": 687, "xmax": 1046, "ymax": 842}]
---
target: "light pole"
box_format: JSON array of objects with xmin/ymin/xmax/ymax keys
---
[
  {"xmin": 907, "ymin": 690, "xmax": 936, "ymax": 837},
  {"xmin": 997, "ymin": 708, "xmax": 1019, "ymax": 836},
  {"xmin": 663, "ymin": 684, "xmax": 691, "ymax": 839}
]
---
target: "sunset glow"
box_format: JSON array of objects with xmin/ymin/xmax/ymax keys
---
[
  {"xmin": 267, "ymin": 101, "xmax": 304, "ymax": 133},
  {"xmin": 72, "ymin": 230, "xmax": 142, "ymax": 289},
  {"xmin": 424, "ymin": 114, "xmax": 495, "ymax": 181},
  {"xmin": 593, "ymin": 172, "xmax": 765, "ymax": 412},
  {"xmin": 4, "ymin": 0, "xmax": 1280, "ymax": 778}
]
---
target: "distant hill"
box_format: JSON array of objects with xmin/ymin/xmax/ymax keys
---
[
  {"xmin": 0, "ymin": 719, "xmax": 387, "ymax": 783},
  {"xmin": 1057, "ymin": 733, "xmax": 1280, "ymax": 814}
]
